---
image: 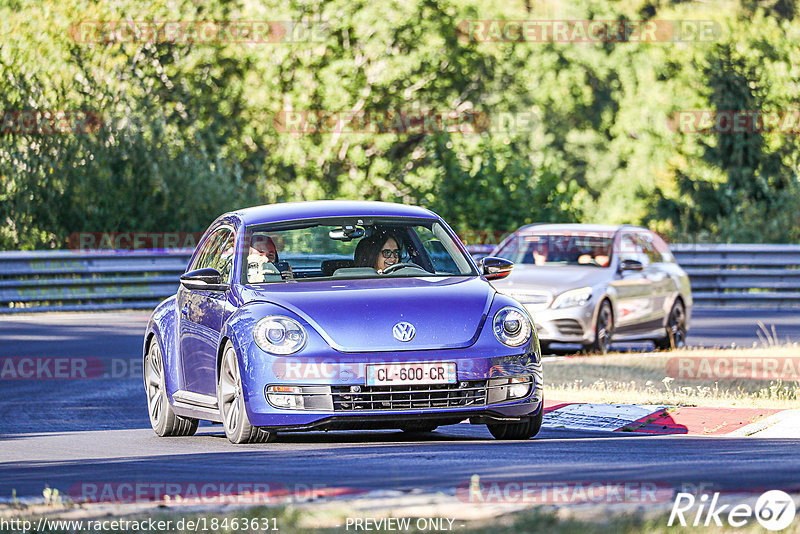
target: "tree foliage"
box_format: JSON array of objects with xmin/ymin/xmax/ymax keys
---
[
  {"xmin": 1, "ymin": 0, "xmax": 798, "ymax": 249},
  {"xmin": 648, "ymin": 10, "xmax": 800, "ymax": 243}
]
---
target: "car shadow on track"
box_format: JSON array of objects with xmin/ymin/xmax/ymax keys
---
[
  {"xmin": 3, "ymin": 430, "xmax": 800, "ymax": 501},
  {"xmin": 190, "ymin": 424, "xmax": 659, "ymax": 444}
]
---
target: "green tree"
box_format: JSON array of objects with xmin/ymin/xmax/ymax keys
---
[{"xmin": 648, "ymin": 11, "xmax": 800, "ymax": 242}]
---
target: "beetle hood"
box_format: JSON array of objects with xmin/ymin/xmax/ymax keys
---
[{"xmin": 240, "ymin": 276, "xmax": 494, "ymax": 352}]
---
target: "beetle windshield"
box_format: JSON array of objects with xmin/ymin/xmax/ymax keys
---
[
  {"xmin": 495, "ymin": 231, "xmax": 614, "ymax": 268},
  {"xmin": 241, "ymin": 218, "xmax": 476, "ymax": 283}
]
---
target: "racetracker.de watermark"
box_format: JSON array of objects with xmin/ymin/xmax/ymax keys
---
[
  {"xmin": 69, "ymin": 20, "xmax": 329, "ymax": 44},
  {"xmin": 272, "ymin": 110, "xmax": 540, "ymax": 135},
  {"xmin": 666, "ymin": 356, "xmax": 800, "ymax": 380},
  {"xmin": 68, "ymin": 481, "xmax": 355, "ymax": 504},
  {"xmin": 457, "ymin": 19, "xmax": 721, "ymax": 42},
  {"xmin": 456, "ymin": 478, "xmax": 674, "ymax": 504},
  {"xmin": 668, "ymin": 110, "xmax": 800, "ymax": 134},
  {"xmin": 67, "ymin": 232, "xmax": 203, "ymax": 251},
  {"xmin": 0, "ymin": 357, "xmax": 141, "ymax": 380},
  {"xmin": 0, "ymin": 110, "xmax": 103, "ymax": 134}
]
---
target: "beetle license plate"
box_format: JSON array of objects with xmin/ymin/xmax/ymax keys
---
[{"xmin": 366, "ymin": 362, "xmax": 457, "ymax": 386}]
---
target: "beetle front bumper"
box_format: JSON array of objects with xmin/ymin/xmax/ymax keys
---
[{"xmin": 238, "ymin": 348, "xmax": 543, "ymax": 429}]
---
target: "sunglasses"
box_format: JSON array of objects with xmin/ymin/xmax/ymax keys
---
[{"xmin": 380, "ymin": 248, "xmax": 401, "ymax": 259}]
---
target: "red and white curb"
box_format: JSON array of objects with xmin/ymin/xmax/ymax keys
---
[
  {"xmin": 543, "ymin": 399, "xmax": 797, "ymax": 436},
  {"xmin": 728, "ymin": 409, "xmax": 800, "ymax": 438}
]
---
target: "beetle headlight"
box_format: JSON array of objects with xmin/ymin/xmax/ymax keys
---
[
  {"xmin": 254, "ymin": 316, "xmax": 307, "ymax": 354},
  {"xmin": 493, "ymin": 307, "xmax": 532, "ymax": 347},
  {"xmin": 551, "ymin": 286, "xmax": 592, "ymax": 309}
]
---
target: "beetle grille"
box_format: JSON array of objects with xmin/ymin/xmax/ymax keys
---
[{"xmin": 331, "ymin": 380, "xmax": 488, "ymax": 411}]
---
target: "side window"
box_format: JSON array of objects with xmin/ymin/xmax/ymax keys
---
[
  {"xmin": 418, "ymin": 227, "xmax": 458, "ymax": 273},
  {"xmin": 189, "ymin": 233, "xmax": 220, "ymax": 271},
  {"xmin": 620, "ymin": 233, "xmax": 648, "ymax": 266},
  {"xmin": 208, "ymin": 231, "xmax": 236, "ymax": 282},
  {"xmin": 637, "ymin": 233, "xmax": 662, "ymax": 265},
  {"xmin": 189, "ymin": 228, "xmax": 235, "ymax": 282},
  {"xmin": 650, "ymin": 232, "xmax": 676, "ymax": 263}
]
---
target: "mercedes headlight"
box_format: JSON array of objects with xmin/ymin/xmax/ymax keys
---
[
  {"xmin": 254, "ymin": 316, "xmax": 307, "ymax": 354},
  {"xmin": 493, "ymin": 307, "xmax": 532, "ymax": 347},
  {"xmin": 551, "ymin": 287, "xmax": 592, "ymax": 309}
]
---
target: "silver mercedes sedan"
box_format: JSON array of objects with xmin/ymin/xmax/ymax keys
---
[{"xmin": 489, "ymin": 224, "xmax": 692, "ymax": 353}]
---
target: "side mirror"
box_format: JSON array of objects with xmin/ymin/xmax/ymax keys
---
[
  {"xmin": 180, "ymin": 268, "xmax": 228, "ymax": 291},
  {"xmin": 619, "ymin": 259, "xmax": 644, "ymax": 272},
  {"xmin": 479, "ymin": 256, "xmax": 514, "ymax": 281}
]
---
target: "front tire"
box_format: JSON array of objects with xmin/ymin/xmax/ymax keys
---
[
  {"xmin": 144, "ymin": 338, "xmax": 198, "ymax": 437},
  {"xmin": 654, "ymin": 300, "xmax": 687, "ymax": 351},
  {"xmin": 583, "ymin": 300, "xmax": 614, "ymax": 354},
  {"xmin": 487, "ymin": 409, "xmax": 543, "ymax": 440},
  {"xmin": 218, "ymin": 342, "xmax": 275, "ymax": 444}
]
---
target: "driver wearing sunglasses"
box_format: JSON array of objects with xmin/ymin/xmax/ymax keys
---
[
  {"xmin": 354, "ymin": 230, "xmax": 403, "ymax": 274},
  {"xmin": 376, "ymin": 238, "xmax": 401, "ymax": 273}
]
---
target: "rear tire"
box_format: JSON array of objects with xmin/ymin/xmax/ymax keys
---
[
  {"xmin": 218, "ymin": 342, "xmax": 275, "ymax": 444},
  {"xmin": 144, "ymin": 338, "xmax": 198, "ymax": 437},
  {"xmin": 583, "ymin": 300, "xmax": 613, "ymax": 354},
  {"xmin": 487, "ymin": 409, "xmax": 543, "ymax": 440},
  {"xmin": 654, "ymin": 300, "xmax": 687, "ymax": 351}
]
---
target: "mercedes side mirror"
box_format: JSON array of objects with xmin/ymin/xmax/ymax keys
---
[{"xmin": 619, "ymin": 259, "xmax": 644, "ymax": 272}]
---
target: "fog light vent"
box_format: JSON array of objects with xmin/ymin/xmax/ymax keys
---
[{"xmin": 266, "ymin": 385, "xmax": 304, "ymax": 409}]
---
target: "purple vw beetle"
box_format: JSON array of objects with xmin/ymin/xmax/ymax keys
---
[{"xmin": 143, "ymin": 201, "xmax": 543, "ymax": 443}]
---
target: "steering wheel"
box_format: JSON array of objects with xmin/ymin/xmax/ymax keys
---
[{"xmin": 381, "ymin": 262, "xmax": 429, "ymax": 275}]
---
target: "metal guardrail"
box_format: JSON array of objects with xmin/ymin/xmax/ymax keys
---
[
  {"xmin": 0, "ymin": 250, "xmax": 193, "ymax": 313},
  {"xmin": 1, "ymin": 244, "xmax": 798, "ymax": 312},
  {"xmin": 670, "ymin": 244, "xmax": 800, "ymax": 308}
]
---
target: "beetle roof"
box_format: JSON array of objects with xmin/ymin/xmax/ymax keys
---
[{"xmin": 228, "ymin": 200, "xmax": 438, "ymax": 226}]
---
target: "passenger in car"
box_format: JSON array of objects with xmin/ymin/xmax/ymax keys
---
[
  {"xmin": 577, "ymin": 244, "xmax": 611, "ymax": 267},
  {"xmin": 530, "ymin": 239, "xmax": 549, "ymax": 265},
  {"xmin": 251, "ymin": 235, "xmax": 279, "ymax": 263},
  {"xmin": 248, "ymin": 235, "xmax": 292, "ymax": 281},
  {"xmin": 594, "ymin": 248, "xmax": 611, "ymax": 267}
]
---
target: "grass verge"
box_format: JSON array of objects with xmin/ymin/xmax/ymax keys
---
[{"xmin": 545, "ymin": 346, "xmax": 800, "ymax": 408}]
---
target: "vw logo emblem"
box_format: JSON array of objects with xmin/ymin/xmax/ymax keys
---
[{"xmin": 392, "ymin": 322, "xmax": 415, "ymax": 342}]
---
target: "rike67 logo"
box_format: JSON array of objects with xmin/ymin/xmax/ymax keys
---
[{"xmin": 669, "ymin": 490, "xmax": 796, "ymax": 531}]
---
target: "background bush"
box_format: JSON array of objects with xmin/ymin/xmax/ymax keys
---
[{"xmin": 1, "ymin": 0, "xmax": 798, "ymax": 249}]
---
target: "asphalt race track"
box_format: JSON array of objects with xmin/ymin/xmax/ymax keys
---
[{"xmin": 1, "ymin": 309, "xmax": 799, "ymax": 501}]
